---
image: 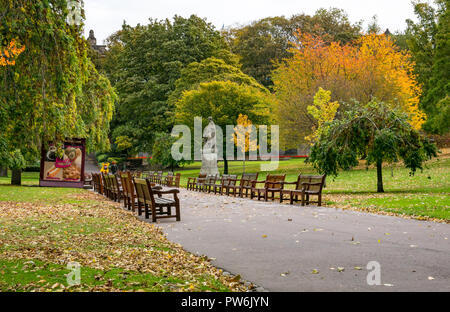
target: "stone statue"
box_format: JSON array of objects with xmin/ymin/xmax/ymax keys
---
[{"xmin": 200, "ymin": 117, "xmax": 219, "ymax": 176}]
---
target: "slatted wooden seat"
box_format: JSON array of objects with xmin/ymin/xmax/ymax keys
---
[
  {"xmin": 291, "ymin": 175, "xmax": 326, "ymax": 206},
  {"xmin": 119, "ymin": 172, "xmax": 136, "ymax": 210},
  {"xmin": 97, "ymin": 173, "xmax": 104, "ymax": 195},
  {"xmin": 154, "ymin": 171, "xmax": 163, "ymax": 184},
  {"xmin": 109, "ymin": 174, "xmax": 123, "ymax": 203},
  {"xmin": 162, "ymin": 172, "xmax": 174, "ymax": 186},
  {"xmin": 280, "ymin": 174, "xmax": 310, "ymax": 203},
  {"xmin": 251, "ymin": 174, "xmax": 286, "ymax": 201},
  {"xmin": 228, "ymin": 173, "xmax": 258, "ymax": 197},
  {"xmin": 102, "ymin": 173, "xmax": 112, "ymax": 199},
  {"xmin": 202, "ymin": 175, "xmax": 218, "ymax": 193},
  {"xmin": 187, "ymin": 174, "xmax": 206, "ymax": 191},
  {"xmin": 213, "ymin": 174, "xmax": 238, "ymax": 195},
  {"xmin": 133, "ymin": 178, "xmax": 180, "ymax": 222},
  {"xmin": 166, "ymin": 173, "xmax": 181, "ymax": 188},
  {"xmin": 92, "ymin": 173, "xmax": 99, "ymax": 193}
]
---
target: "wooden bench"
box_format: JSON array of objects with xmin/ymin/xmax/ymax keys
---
[
  {"xmin": 133, "ymin": 178, "xmax": 181, "ymax": 222},
  {"xmin": 280, "ymin": 174, "xmax": 311, "ymax": 203},
  {"xmin": 162, "ymin": 172, "xmax": 174, "ymax": 186},
  {"xmin": 227, "ymin": 173, "xmax": 258, "ymax": 197},
  {"xmin": 166, "ymin": 173, "xmax": 181, "ymax": 188},
  {"xmin": 109, "ymin": 174, "xmax": 123, "ymax": 203},
  {"xmin": 213, "ymin": 174, "xmax": 237, "ymax": 195},
  {"xmin": 251, "ymin": 174, "xmax": 286, "ymax": 201},
  {"xmin": 202, "ymin": 175, "xmax": 218, "ymax": 193},
  {"xmin": 187, "ymin": 174, "xmax": 206, "ymax": 191},
  {"xmin": 120, "ymin": 172, "xmax": 138, "ymax": 211},
  {"xmin": 290, "ymin": 174, "xmax": 326, "ymax": 206},
  {"xmin": 102, "ymin": 173, "xmax": 112, "ymax": 199}
]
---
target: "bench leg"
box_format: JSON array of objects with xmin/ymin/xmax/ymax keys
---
[
  {"xmin": 150, "ymin": 205, "xmax": 156, "ymax": 222},
  {"xmin": 175, "ymin": 203, "xmax": 180, "ymax": 221}
]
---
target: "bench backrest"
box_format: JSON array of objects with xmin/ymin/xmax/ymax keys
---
[
  {"xmin": 265, "ymin": 174, "xmax": 286, "ymax": 189},
  {"xmin": 223, "ymin": 174, "xmax": 237, "ymax": 186},
  {"xmin": 109, "ymin": 174, "xmax": 120, "ymax": 193},
  {"xmin": 205, "ymin": 175, "xmax": 217, "ymax": 184},
  {"xmin": 241, "ymin": 173, "xmax": 258, "ymax": 187},
  {"xmin": 120, "ymin": 173, "xmax": 129, "ymax": 195},
  {"xmin": 133, "ymin": 178, "xmax": 147, "ymax": 205},
  {"xmin": 173, "ymin": 173, "xmax": 181, "ymax": 187},
  {"xmin": 303, "ymin": 175, "xmax": 326, "ymax": 192}
]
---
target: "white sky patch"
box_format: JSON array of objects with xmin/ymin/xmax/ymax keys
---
[{"xmin": 83, "ymin": 0, "xmax": 420, "ymax": 44}]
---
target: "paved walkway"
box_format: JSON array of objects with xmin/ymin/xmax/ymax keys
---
[{"xmin": 153, "ymin": 190, "xmax": 450, "ymax": 291}]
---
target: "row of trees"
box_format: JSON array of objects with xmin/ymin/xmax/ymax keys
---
[{"xmin": 1, "ymin": 2, "xmax": 446, "ymax": 191}]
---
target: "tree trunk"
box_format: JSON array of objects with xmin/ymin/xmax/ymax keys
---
[
  {"xmin": 0, "ymin": 166, "xmax": 7, "ymax": 177},
  {"xmin": 224, "ymin": 157, "xmax": 229, "ymax": 174},
  {"xmin": 376, "ymin": 160, "xmax": 384, "ymax": 193},
  {"xmin": 11, "ymin": 169, "xmax": 22, "ymax": 186}
]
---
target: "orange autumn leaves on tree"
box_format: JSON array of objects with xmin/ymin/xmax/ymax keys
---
[
  {"xmin": 272, "ymin": 32, "xmax": 425, "ymax": 148},
  {"xmin": 0, "ymin": 39, "xmax": 25, "ymax": 66}
]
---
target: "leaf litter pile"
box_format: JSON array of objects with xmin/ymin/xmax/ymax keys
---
[{"xmin": 0, "ymin": 190, "xmax": 250, "ymax": 292}]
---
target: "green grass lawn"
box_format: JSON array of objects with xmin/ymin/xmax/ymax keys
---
[
  {"xmin": 174, "ymin": 156, "xmax": 449, "ymax": 221},
  {"xmin": 0, "ymin": 155, "xmax": 448, "ymax": 291},
  {"xmin": 0, "ymin": 185, "xmax": 245, "ymax": 292},
  {"xmin": 1, "ymin": 155, "xmax": 449, "ymax": 221}
]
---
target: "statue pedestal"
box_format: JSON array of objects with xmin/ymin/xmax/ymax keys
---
[{"xmin": 200, "ymin": 153, "xmax": 219, "ymax": 176}]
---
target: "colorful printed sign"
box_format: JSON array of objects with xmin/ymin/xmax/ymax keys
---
[{"xmin": 40, "ymin": 138, "xmax": 86, "ymax": 188}]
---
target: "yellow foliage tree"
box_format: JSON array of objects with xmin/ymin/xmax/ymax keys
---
[
  {"xmin": 272, "ymin": 32, "xmax": 425, "ymax": 149},
  {"xmin": 233, "ymin": 114, "xmax": 258, "ymax": 173},
  {"xmin": 0, "ymin": 39, "xmax": 25, "ymax": 66},
  {"xmin": 305, "ymin": 88, "xmax": 339, "ymax": 144}
]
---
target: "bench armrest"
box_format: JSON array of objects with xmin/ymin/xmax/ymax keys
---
[
  {"xmin": 154, "ymin": 189, "xmax": 180, "ymax": 195},
  {"xmin": 281, "ymin": 181, "xmax": 297, "ymax": 185},
  {"xmin": 251, "ymin": 180, "xmax": 266, "ymax": 184}
]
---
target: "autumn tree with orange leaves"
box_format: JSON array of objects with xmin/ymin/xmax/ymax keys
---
[
  {"xmin": 272, "ymin": 32, "xmax": 425, "ymax": 149},
  {"xmin": 0, "ymin": 39, "xmax": 25, "ymax": 66}
]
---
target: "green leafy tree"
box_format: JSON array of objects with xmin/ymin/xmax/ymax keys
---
[
  {"xmin": 406, "ymin": 0, "xmax": 449, "ymax": 133},
  {"xmin": 168, "ymin": 54, "xmax": 266, "ymax": 110},
  {"xmin": 0, "ymin": 0, "xmax": 115, "ymax": 184},
  {"xmin": 422, "ymin": 0, "xmax": 450, "ymax": 134},
  {"xmin": 150, "ymin": 132, "xmax": 189, "ymax": 171},
  {"xmin": 224, "ymin": 8, "xmax": 362, "ymax": 88},
  {"xmin": 308, "ymin": 100, "xmax": 437, "ymax": 193},
  {"xmin": 175, "ymin": 81, "xmax": 273, "ymax": 173},
  {"xmin": 104, "ymin": 15, "xmax": 227, "ymax": 154}
]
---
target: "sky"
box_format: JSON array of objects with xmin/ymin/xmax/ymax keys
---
[{"xmin": 83, "ymin": 0, "xmax": 420, "ymax": 45}]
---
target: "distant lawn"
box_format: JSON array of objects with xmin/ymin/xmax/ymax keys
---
[
  {"xmin": 1, "ymin": 154, "xmax": 448, "ymax": 221},
  {"xmin": 174, "ymin": 155, "xmax": 449, "ymax": 221}
]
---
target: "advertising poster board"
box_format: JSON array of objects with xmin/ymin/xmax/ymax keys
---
[{"xmin": 39, "ymin": 138, "xmax": 86, "ymax": 188}]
